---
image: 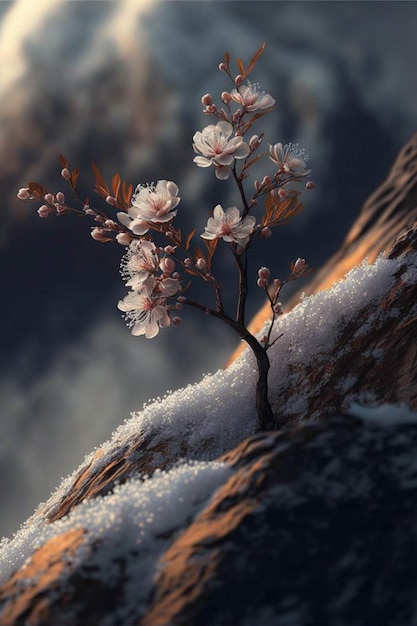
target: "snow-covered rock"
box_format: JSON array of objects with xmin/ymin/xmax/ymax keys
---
[{"xmin": 2, "ymin": 135, "xmax": 417, "ymax": 624}]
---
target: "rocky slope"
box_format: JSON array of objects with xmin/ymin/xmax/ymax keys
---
[{"xmin": 1, "ymin": 135, "xmax": 417, "ymax": 624}]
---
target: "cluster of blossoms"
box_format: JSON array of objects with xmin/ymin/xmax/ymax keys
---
[{"xmin": 17, "ymin": 44, "xmax": 313, "ymax": 429}]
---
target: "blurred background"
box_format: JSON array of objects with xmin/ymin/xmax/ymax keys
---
[{"xmin": 1, "ymin": 0, "xmax": 417, "ymax": 538}]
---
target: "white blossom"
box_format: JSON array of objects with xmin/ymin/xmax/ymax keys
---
[
  {"xmin": 193, "ymin": 121, "xmax": 249, "ymax": 179},
  {"xmin": 117, "ymin": 180, "xmax": 180, "ymax": 235},
  {"xmin": 201, "ymin": 204, "xmax": 256, "ymax": 246},
  {"xmin": 230, "ymin": 82, "xmax": 275, "ymax": 112},
  {"xmin": 117, "ymin": 277, "xmax": 172, "ymax": 339},
  {"xmin": 120, "ymin": 239, "xmax": 160, "ymax": 290},
  {"xmin": 269, "ymin": 143, "xmax": 310, "ymax": 178}
]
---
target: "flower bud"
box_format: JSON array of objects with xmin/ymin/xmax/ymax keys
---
[
  {"xmin": 56, "ymin": 191, "xmax": 65, "ymax": 204},
  {"xmin": 249, "ymin": 135, "xmax": 261, "ymax": 150},
  {"xmin": 184, "ymin": 258, "xmax": 192, "ymax": 267},
  {"xmin": 201, "ymin": 93, "xmax": 212, "ymax": 106},
  {"xmin": 294, "ymin": 258, "xmax": 306, "ymax": 273},
  {"xmin": 17, "ymin": 188, "xmax": 30, "ymax": 200},
  {"xmin": 172, "ymin": 272, "xmax": 181, "ymax": 280},
  {"xmin": 37, "ymin": 204, "xmax": 50, "ymax": 218},
  {"xmin": 116, "ymin": 232, "xmax": 132, "ymax": 246},
  {"xmin": 218, "ymin": 62, "xmax": 227, "ymax": 72},
  {"xmin": 273, "ymin": 303, "xmax": 282, "ymax": 314},
  {"xmin": 104, "ymin": 219, "xmax": 116, "ymax": 228},
  {"xmin": 56, "ymin": 204, "xmax": 66, "ymax": 214},
  {"xmin": 160, "ymin": 256, "xmax": 176, "ymax": 274},
  {"xmin": 164, "ymin": 245, "xmax": 176, "ymax": 254},
  {"xmin": 257, "ymin": 277, "xmax": 267, "ymax": 288},
  {"xmin": 306, "ymin": 181, "xmax": 315, "ymax": 190},
  {"xmin": 196, "ymin": 257, "xmax": 207, "ymax": 271},
  {"xmin": 261, "ymin": 175, "xmax": 272, "ymax": 187},
  {"xmin": 106, "ymin": 195, "xmax": 116, "ymax": 206},
  {"xmin": 91, "ymin": 227, "xmax": 107, "ymax": 241},
  {"xmin": 221, "ymin": 91, "xmax": 232, "ymax": 104},
  {"xmin": 177, "ymin": 296, "xmax": 186, "ymax": 303},
  {"xmin": 258, "ymin": 266, "xmax": 270, "ymax": 280},
  {"xmin": 278, "ymin": 187, "xmax": 289, "ymax": 198},
  {"xmin": 235, "ymin": 74, "xmax": 243, "ymax": 86},
  {"xmin": 261, "ymin": 227, "xmax": 272, "ymax": 238},
  {"xmin": 172, "ymin": 316, "xmax": 182, "ymax": 327},
  {"xmin": 273, "ymin": 278, "xmax": 282, "ymax": 290},
  {"xmin": 44, "ymin": 193, "xmax": 55, "ymax": 204},
  {"xmin": 61, "ymin": 168, "xmax": 71, "ymax": 180}
]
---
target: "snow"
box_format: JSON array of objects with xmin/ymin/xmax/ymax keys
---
[
  {"xmin": 0, "ymin": 460, "xmax": 230, "ymax": 598},
  {"xmin": 1, "ymin": 250, "xmax": 416, "ymax": 592}
]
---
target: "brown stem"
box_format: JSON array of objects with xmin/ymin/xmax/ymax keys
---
[{"xmin": 182, "ymin": 297, "xmax": 279, "ymax": 430}]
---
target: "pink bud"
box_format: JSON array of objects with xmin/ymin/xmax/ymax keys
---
[
  {"xmin": 84, "ymin": 207, "xmax": 96, "ymax": 216},
  {"xmin": 172, "ymin": 316, "xmax": 182, "ymax": 327},
  {"xmin": 261, "ymin": 227, "xmax": 272, "ymax": 238},
  {"xmin": 294, "ymin": 258, "xmax": 306, "ymax": 272},
  {"xmin": 201, "ymin": 93, "xmax": 212, "ymax": 106},
  {"xmin": 104, "ymin": 219, "xmax": 116, "ymax": 228},
  {"xmin": 61, "ymin": 168, "xmax": 71, "ymax": 180},
  {"xmin": 56, "ymin": 191, "xmax": 65, "ymax": 204},
  {"xmin": 257, "ymin": 277, "xmax": 267, "ymax": 288},
  {"xmin": 235, "ymin": 74, "xmax": 243, "ymax": 86},
  {"xmin": 260, "ymin": 336, "xmax": 268, "ymax": 344},
  {"xmin": 261, "ymin": 175, "xmax": 272, "ymax": 187},
  {"xmin": 273, "ymin": 303, "xmax": 282, "ymax": 314},
  {"xmin": 306, "ymin": 181, "xmax": 315, "ymax": 190},
  {"xmin": 56, "ymin": 204, "xmax": 66, "ymax": 214},
  {"xmin": 177, "ymin": 296, "xmax": 186, "ymax": 303},
  {"xmin": 91, "ymin": 227, "xmax": 107, "ymax": 241},
  {"xmin": 106, "ymin": 195, "xmax": 116, "ymax": 206},
  {"xmin": 184, "ymin": 258, "xmax": 192, "ymax": 267},
  {"xmin": 37, "ymin": 205, "xmax": 50, "ymax": 218},
  {"xmin": 17, "ymin": 188, "xmax": 30, "ymax": 200},
  {"xmin": 175, "ymin": 302, "xmax": 183, "ymax": 310},
  {"xmin": 258, "ymin": 267, "xmax": 270, "ymax": 280},
  {"xmin": 273, "ymin": 278, "xmax": 282, "ymax": 290},
  {"xmin": 278, "ymin": 188, "xmax": 289, "ymax": 198},
  {"xmin": 221, "ymin": 91, "xmax": 232, "ymax": 104},
  {"xmin": 116, "ymin": 232, "xmax": 132, "ymax": 246},
  {"xmin": 196, "ymin": 258, "xmax": 207, "ymax": 271},
  {"xmin": 249, "ymin": 135, "xmax": 261, "ymax": 150},
  {"xmin": 172, "ymin": 272, "xmax": 181, "ymax": 280},
  {"xmin": 219, "ymin": 62, "xmax": 227, "ymax": 72},
  {"xmin": 254, "ymin": 180, "xmax": 260, "ymax": 191},
  {"xmin": 44, "ymin": 193, "xmax": 55, "ymax": 204},
  {"xmin": 164, "ymin": 245, "xmax": 176, "ymax": 254},
  {"xmin": 160, "ymin": 256, "xmax": 176, "ymax": 274}
]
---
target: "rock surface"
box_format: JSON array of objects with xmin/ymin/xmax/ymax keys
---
[{"xmin": 2, "ymin": 136, "xmax": 417, "ymax": 624}]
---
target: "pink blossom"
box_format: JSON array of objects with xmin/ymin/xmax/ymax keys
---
[
  {"xmin": 269, "ymin": 143, "xmax": 310, "ymax": 178},
  {"xmin": 193, "ymin": 121, "xmax": 249, "ymax": 180},
  {"xmin": 117, "ymin": 181, "xmax": 180, "ymax": 235},
  {"xmin": 117, "ymin": 277, "xmax": 171, "ymax": 339},
  {"xmin": 230, "ymin": 82, "xmax": 275, "ymax": 112},
  {"xmin": 201, "ymin": 205, "xmax": 256, "ymax": 246},
  {"xmin": 121, "ymin": 239, "xmax": 160, "ymax": 289}
]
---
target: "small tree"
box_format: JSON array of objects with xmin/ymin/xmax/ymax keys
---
[{"xmin": 17, "ymin": 44, "xmax": 313, "ymax": 430}]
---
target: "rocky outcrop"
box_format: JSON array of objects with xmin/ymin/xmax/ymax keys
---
[
  {"xmin": 2, "ymin": 414, "xmax": 417, "ymax": 625},
  {"xmin": 2, "ymin": 136, "xmax": 417, "ymax": 625}
]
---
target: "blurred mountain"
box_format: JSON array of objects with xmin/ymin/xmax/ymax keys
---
[{"xmin": 1, "ymin": 0, "xmax": 417, "ymax": 538}]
